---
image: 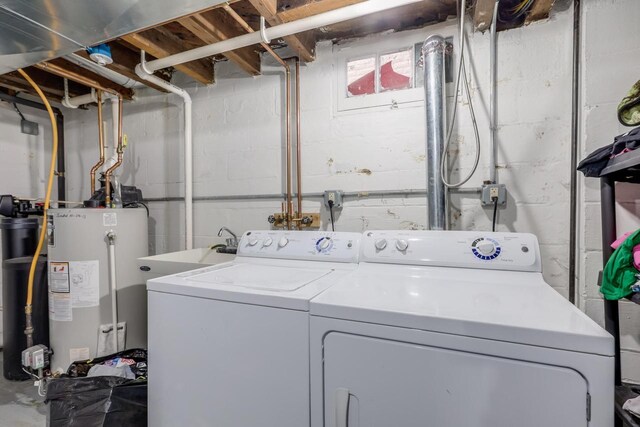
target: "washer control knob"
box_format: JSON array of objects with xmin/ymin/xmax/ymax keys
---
[
  {"xmin": 248, "ymin": 237, "xmax": 258, "ymax": 246},
  {"xmin": 278, "ymin": 237, "xmax": 289, "ymax": 248},
  {"xmin": 374, "ymin": 239, "xmax": 388, "ymax": 250},
  {"xmin": 319, "ymin": 238, "xmax": 331, "ymax": 250},
  {"xmin": 476, "ymin": 241, "xmax": 496, "ymax": 255},
  {"xmin": 263, "ymin": 237, "xmax": 273, "ymax": 247},
  {"xmin": 395, "ymin": 239, "xmax": 409, "ymax": 252}
]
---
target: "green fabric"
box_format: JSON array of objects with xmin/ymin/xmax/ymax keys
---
[
  {"xmin": 618, "ymin": 80, "xmax": 640, "ymax": 127},
  {"xmin": 601, "ymin": 229, "xmax": 640, "ymax": 300}
]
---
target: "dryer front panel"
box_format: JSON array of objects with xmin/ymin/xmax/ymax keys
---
[{"xmin": 323, "ymin": 332, "xmax": 588, "ymax": 427}]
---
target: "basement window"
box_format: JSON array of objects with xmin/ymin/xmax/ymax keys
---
[{"xmin": 336, "ymin": 33, "xmax": 434, "ymax": 113}]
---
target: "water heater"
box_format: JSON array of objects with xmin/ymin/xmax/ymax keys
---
[{"xmin": 47, "ymin": 208, "xmax": 148, "ymax": 372}]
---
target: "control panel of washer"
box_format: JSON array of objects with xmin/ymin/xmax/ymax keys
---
[
  {"xmin": 238, "ymin": 230, "xmax": 361, "ymax": 263},
  {"xmin": 362, "ymin": 230, "xmax": 541, "ymax": 272}
]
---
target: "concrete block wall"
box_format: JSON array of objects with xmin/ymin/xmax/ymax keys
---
[
  {"xmin": 63, "ymin": 7, "xmax": 575, "ymax": 302},
  {"xmin": 578, "ymin": 0, "xmax": 640, "ymax": 383}
]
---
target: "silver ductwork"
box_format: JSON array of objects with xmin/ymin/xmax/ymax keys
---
[{"xmin": 423, "ymin": 35, "xmax": 448, "ymax": 230}]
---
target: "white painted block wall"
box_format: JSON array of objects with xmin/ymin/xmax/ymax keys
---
[{"xmin": 578, "ymin": 0, "xmax": 640, "ymax": 383}]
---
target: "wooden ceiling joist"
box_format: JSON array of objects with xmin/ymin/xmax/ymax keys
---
[
  {"xmin": 179, "ymin": 9, "xmax": 261, "ymax": 76},
  {"xmin": 525, "ymin": 0, "xmax": 556, "ymax": 25},
  {"xmin": 1, "ymin": 67, "xmax": 87, "ymax": 99},
  {"xmin": 121, "ymin": 29, "xmax": 215, "ymax": 85},
  {"xmin": 473, "ymin": 0, "xmax": 497, "ymax": 32},
  {"xmin": 277, "ymin": 0, "xmax": 363, "ymax": 21},
  {"xmin": 248, "ymin": 0, "xmax": 316, "ymax": 62}
]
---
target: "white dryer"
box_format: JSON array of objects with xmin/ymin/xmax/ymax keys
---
[
  {"xmin": 310, "ymin": 231, "xmax": 614, "ymax": 427},
  {"xmin": 147, "ymin": 230, "xmax": 361, "ymax": 427}
]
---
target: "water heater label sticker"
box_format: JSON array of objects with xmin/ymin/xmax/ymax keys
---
[
  {"xmin": 103, "ymin": 213, "xmax": 117, "ymax": 227},
  {"xmin": 49, "ymin": 262, "xmax": 70, "ymax": 293},
  {"xmin": 49, "ymin": 292, "xmax": 72, "ymax": 322},
  {"xmin": 70, "ymin": 260, "xmax": 100, "ymax": 308}
]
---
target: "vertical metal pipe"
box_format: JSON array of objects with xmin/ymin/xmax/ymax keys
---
[
  {"xmin": 285, "ymin": 68, "xmax": 293, "ymax": 229},
  {"xmin": 489, "ymin": 1, "xmax": 499, "ymax": 184},
  {"xmin": 55, "ymin": 112, "xmax": 66, "ymax": 207},
  {"xmin": 569, "ymin": 0, "xmax": 581, "ymax": 305},
  {"xmin": 90, "ymin": 90, "xmax": 105, "ymax": 196},
  {"xmin": 295, "ymin": 58, "xmax": 302, "ymax": 224},
  {"xmin": 423, "ymin": 35, "xmax": 448, "ymax": 230},
  {"xmin": 600, "ymin": 176, "xmax": 621, "ymax": 385}
]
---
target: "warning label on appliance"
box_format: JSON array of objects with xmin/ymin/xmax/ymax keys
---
[
  {"xmin": 49, "ymin": 292, "xmax": 72, "ymax": 322},
  {"xmin": 49, "ymin": 262, "xmax": 70, "ymax": 293},
  {"xmin": 103, "ymin": 212, "xmax": 117, "ymax": 227},
  {"xmin": 70, "ymin": 260, "xmax": 100, "ymax": 308}
]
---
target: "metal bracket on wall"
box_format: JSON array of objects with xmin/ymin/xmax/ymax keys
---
[{"xmin": 268, "ymin": 212, "xmax": 320, "ymax": 229}]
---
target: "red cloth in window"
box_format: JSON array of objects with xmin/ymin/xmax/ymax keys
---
[{"xmin": 347, "ymin": 61, "xmax": 410, "ymax": 96}]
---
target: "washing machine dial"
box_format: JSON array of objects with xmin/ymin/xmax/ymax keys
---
[
  {"xmin": 278, "ymin": 236, "xmax": 289, "ymax": 248},
  {"xmin": 476, "ymin": 241, "xmax": 495, "ymax": 255},
  {"xmin": 374, "ymin": 239, "xmax": 388, "ymax": 250},
  {"xmin": 248, "ymin": 237, "xmax": 258, "ymax": 246},
  {"xmin": 395, "ymin": 239, "xmax": 409, "ymax": 252},
  {"xmin": 263, "ymin": 237, "xmax": 273, "ymax": 247},
  {"xmin": 316, "ymin": 237, "xmax": 333, "ymax": 252}
]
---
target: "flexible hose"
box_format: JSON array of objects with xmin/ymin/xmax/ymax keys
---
[
  {"xmin": 440, "ymin": 0, "xmax": 482, "ymax": 188},
  {"xmin": 17, "ymin": 69, "xmax": 58, "ymax": 344}
]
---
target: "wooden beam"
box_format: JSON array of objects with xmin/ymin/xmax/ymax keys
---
[
  {"xmin": 277, "ymin": 0, "xmax": 363, "ymax": 21},
  {"xmin": 75, "ymin": 44, "xmax": 171, "ymax": 93},
  {"xmin": 179, "ymin": 10, "xmax": 261, "ymax": 76},
  {"xmin": 121, "ymin": 29, "xmax": 214, "ymax": 85},
  {"xmin": 249, "ymin": 0, "xmax": 316, "ymax": 62},
  {"xmin": 44, "ymin": 59, "xmax": 135, "ymax": 99},
  {"xmin": 0, "ymin": 78, "xmax": 63, "ymax": 102},
  {"xmin": 2, "ymin": 67, "xmax": 86, "ymax": 98},
  {"xmin": 525, "ymin": 0, "xmax": 556, "ymax": 24},
  {"xmin": 473, "ymin": 0, "xmax": 496, "ymax": 32}
]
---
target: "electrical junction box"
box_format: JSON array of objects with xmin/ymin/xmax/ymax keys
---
[
  {"xmin": 22, "ymin": 344, "xmax": 49, "ymax": 370},
  {"xmin": 481, "ymin": 184, "xmax": 507, "ymax": 206},
  {"xmin": 324, "ymin": 190, "xmax": 344, "ymax": 209}
]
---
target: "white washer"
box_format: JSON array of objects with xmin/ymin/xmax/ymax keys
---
[
  {"xmin": 310, "ymin": 231, "xmax": 614, "ymax": 427},
  {"xmin": 148, "ymin": 230, "xmax": 361, "ymax": 427}
]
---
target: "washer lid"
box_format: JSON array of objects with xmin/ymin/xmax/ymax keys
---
[
  {"xmin": 148, "ymin": 260, "xmax": 350, "ymax": 311},
  {"xmin": 310, "ymin": 264, "xmax": 614, "ymax": 356},
  {"xmin": 189, "ymin": 264, "xmax": 332, "ymax": 292}
]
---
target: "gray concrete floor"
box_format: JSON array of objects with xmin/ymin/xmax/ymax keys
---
[{"xmin": 0, "ymin": 351, "xmax": 46, "ymax": 427}]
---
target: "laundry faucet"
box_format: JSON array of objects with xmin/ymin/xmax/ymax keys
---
[{"xmin": 218, "ymin": 227, "xmax": 239, "ymax": 249}]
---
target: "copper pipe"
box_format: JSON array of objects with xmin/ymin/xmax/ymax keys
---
[
  {"xmin": 89, "ymin": 90, "xmax": 105, "ymax": 196},
  {"xmin": 223, "ymin": 5, "xmax": 294, "ymax": 228},
  {"xmin": 294, "ymin": 58, "xmax": 302, "ymax": 225},
  {"xmin": 36, "ymin": 62, "xmax": 125, "ymax": 207},
  {"xmin": 104, "ymin": 97, "xmax": 124, "ymax": 207}
]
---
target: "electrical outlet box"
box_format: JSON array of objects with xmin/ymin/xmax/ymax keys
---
[
  {"xmin": 481, "ymin": 184, "xmax": 507, "ymax": 206},
  {"xmin": 323, "ymin": 190, "xmax": 344, "ymax": 209}
]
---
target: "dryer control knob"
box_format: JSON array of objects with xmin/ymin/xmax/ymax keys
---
[
  {"xmin": 248, "ymin": 237, "xmax": 258, "ymax": 246},
  {"xmin": 263, "ymin": 237, "xmax": 273, "ymax": 247},
  {"xmin": 374, "ymin": 238, "xmax": 388, "ymax": 250},
  {"xmin": 395, "ymin": 239, "xmax": 409, "ymax": 251},
  {"xmin": 278, "ymin": 237, "xmax": 289, "ymax": 248},
  {"xmin": 476, "ymin": 241, "xmax": 496, "ymax": 255}
]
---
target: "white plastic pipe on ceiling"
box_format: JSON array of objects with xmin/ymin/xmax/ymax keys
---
[
  {"xmin": 64, "ymin": 53, "xmax": 137, "ymax": 88},
  {"xmin": 142, "ymin": 0, "xmax": 424, "ymax": 72},
  {"xmin": 135, "ymin": 52, "xmax": 194, "ymax": 250}
]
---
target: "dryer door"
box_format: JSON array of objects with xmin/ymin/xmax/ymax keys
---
[{"xmin": 323, "ymin": 333, "xmax": 588, "ymax": 427}]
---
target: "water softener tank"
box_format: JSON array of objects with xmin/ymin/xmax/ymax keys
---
[
  {"xmin": 0, "ymin": 217, "xmax": 39, "ymax": 261},
  {"xmin": 2, "ymin": 256, "xmax": 49, "ymax": 380},
  {"xmin": 47, "ymin": 208, "xmax": 148, "ymax": 372}
]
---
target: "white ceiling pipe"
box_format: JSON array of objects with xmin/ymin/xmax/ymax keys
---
[
  {"xmin": 61, "ymin": 78, "xmax": 97, "ymax": 108},
  {"xmin": 143, "ymin": 0, "xmax": 423, "ymax": 73},
  {"xmin": 64, "ymin": 53, "xmax": 137, "ymax": 88},
  {"xmin": 102, "ymin": 93, "xmax": 120, "ymax": 174},
  {"xmin": 135, "ymin": 51, "xmax": 194, "ymax": 250}
]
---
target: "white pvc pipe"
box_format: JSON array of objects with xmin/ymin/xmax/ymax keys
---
[
  {"xmin": 102, "ymin": 94, "xmax": 120, "ymax": 173},
  {"xmin": 64, "ymin": 53, "xmax": 137, "ymax": 88},
  {"xmin": 62, "ymin": 79, "xmax": 97, "ymax": 109},
  {"xmin": 144, "ymin": 0, "xmax": 423, "ymax": 72},
  {"xmin": 135, "ymin": 52, "xmax": 193, "ymax": 250},
  {"xmin": 107, "ymin": 231, "xmax": 118, "ymax": 353}
]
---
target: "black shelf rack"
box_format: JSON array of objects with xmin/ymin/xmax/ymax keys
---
[{"xmin": 598, "ymin": 148, "xmax": 640, "ymax": 426}]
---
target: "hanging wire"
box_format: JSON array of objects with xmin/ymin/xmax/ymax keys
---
[{"xmin": 13, "ymin": 103, "xmax": 26, "ymax": 121}]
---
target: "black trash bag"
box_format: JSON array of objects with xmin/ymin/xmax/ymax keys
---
[
  {"xmin": 46, "ymin": 376, "xmax": 147, "ymax": 427},
  {"xmin": 46, "ymin": 349, "xmax": 148, "ymax": 427}
]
